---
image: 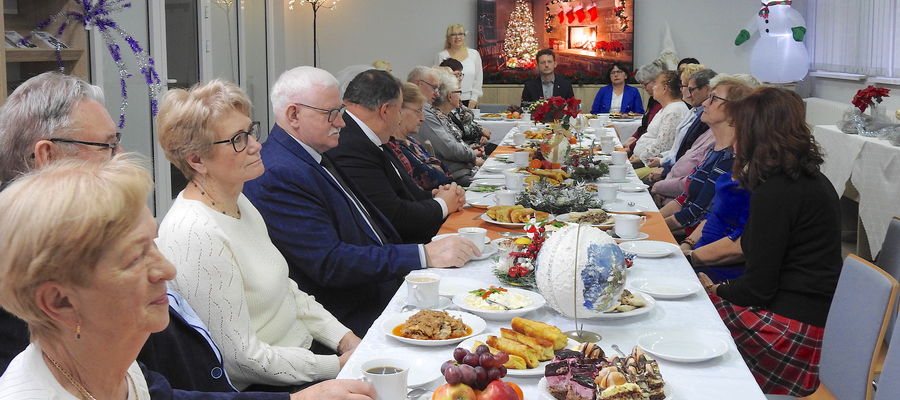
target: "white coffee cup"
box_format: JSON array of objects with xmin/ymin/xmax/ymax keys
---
[
  {"xmin": 495, "ymin": 189, "xmax": 518, "ymax": 206},
  {"xmin": 597, "ymin": 183, "xmax": 618, "ymax": 202},
  {"xmin": 504, "ymin": 170, "xmax": 525, "ymax": 191},
  {"xmin": 611, "ymin": 151, "xmax": 627, "ymax": 165},
  {"xmin": 512, "ymin": 151, "xmax": 529, "ymax": 167},
  {"xmin": 614, "ymin": 214, "xmax": 646, "ymax": 239},
  {"xmin": 361, "ymin": 358, "xmax": 410, "ymax": 400},
  {"xmin": 521, "ymin": 113, "xmax": 531, "ymax": 121},
  {"xmin": 512, "ymin": 132, "xmax": 526, "ymax": 146},
  {"xmin": 589, "ymin": 118, "xmax": 605, "ymax": 130},
  {"xmin": 405, "ymin": 272, "xmax": 440, "ymax": 309},
  {"xmin": 608, "ymin": 165, "xmax": 627, "ymax": 181},
  {"xmin": 458, "ymin": 227, "xmax": 487, "ymax": 252}
]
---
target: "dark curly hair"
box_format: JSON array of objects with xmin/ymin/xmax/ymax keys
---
[{"xmin": 728, "ymin": 87, "xmax": 823, "ymax": 190}]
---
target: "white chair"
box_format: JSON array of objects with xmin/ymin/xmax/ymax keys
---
[
  {"xmin": 817, "ymin": 255, "xmax": 898, "ymax": 400},
  {"xmin": 876, "ymin": 217, "xmax": 900, "ymax": 344}
]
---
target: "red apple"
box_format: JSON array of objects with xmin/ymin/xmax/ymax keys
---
[
  {"xmin": 432, "ymin": 383, "xmax": 477, "ymax": 400},
  {"xmin": 476, "ymin": 380, "xmax": 519, "ymax": 400}
]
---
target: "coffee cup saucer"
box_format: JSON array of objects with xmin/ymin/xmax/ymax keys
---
[{"xmin": 610, "ymin": 229, "xmax": 650, "ymax": 242}]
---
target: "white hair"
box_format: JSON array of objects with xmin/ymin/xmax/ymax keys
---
[
  {"xmin": 270, "ymin": 66, "xmax": 339, "ymax": 118},
  {"xmin": 0, "ymin": 72, "xmax": 104, "ymax": 182},
  {"xmin": 407, "ymin": 65, "xmax": 437, "ymax": 83},
  {"xmin": 710, "ymin": 73, "xmax": 761, "ymax": 89},
  {"xmin": 432, "ymin": 68, "xmax": 459, "ymax": 108}
]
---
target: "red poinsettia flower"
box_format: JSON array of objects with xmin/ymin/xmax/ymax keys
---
[{"xmin": 852, "ymin": 85, "xmax": 891, "ymax": 113}]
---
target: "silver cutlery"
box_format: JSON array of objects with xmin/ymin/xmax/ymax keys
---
[
  {"xmin": 611, "ymin": 344, "xmax": 627, "ymax": 358},
  {"xmin": 407, "ymin": 387, "xmax": 428, "ymax": 399},
  {"xmin": 484, "ymin": 298, "xmax": 511, "ymax": 310}
]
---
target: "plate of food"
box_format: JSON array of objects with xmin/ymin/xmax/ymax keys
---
[
  {"xmin": 457, "ymin": 317, "xmax": 579, "ymax": 377},
  {"xmin": 382, "ymin": 310, "xmax": 485, "ymax": 346},
  {"xmin": 471, "ymin": 178, "xmax": 506, "ymax": 187},
  {"xmin": 481, "ymin": 164, "xmax": 513, "ymax": 173},
  {"xmin": 590, "ymin": 289, "xmax": 655, "ymax": 319},
  {"xmin": 466, "ymin": 197, "xmax": 494, "ymax": 209},
  {"xmin": 466, "ymin": 182, "xmax": 502, "ymax": 193},
  {"xmin": 479, "ymin": 113, "xmax": 504, "ymax": 120},
  {"xmin": 637, "ymin": 329, "xmax": 729, "ymax": 363},
  {"xmin": 439, "ymin": 277, "xmax": 485, "ymax": 297},
  {"xmin": 629, "ymin": 277, "xmax": 703, "ymax": 300},
  {"xmin": 452, "ymin": 286, "xmax": 545, "ymax": 321},
  {"xmin": 555, "ymin": 210, "xmax": 615, "ymax": 229},
  {"xmin": 619, "ymin": 241, "xmax": 680, "ymax": 258},
  {"xmin": 482, "ymin": 205, "xmax": 551, "ymax": 227},
  {"xmin": 603, "ymin": 201, "xmax": 654, "ymax": 214}
]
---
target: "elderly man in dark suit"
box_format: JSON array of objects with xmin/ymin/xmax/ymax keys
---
[
  {"xmin": 520, "ymin": 48, "xmax": 575, "ymax": 106},
  {"xmin": 327, "ymin": 70, "xmax": 466, "ymax": 244},
  {"xmin": 243, "ymin": 66, "xmax": 478, "ymax": 336}
]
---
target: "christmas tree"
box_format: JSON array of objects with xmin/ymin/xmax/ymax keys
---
[{"xmin": 503, "ymin": 0, "xmax": 540, "ymax": 69}]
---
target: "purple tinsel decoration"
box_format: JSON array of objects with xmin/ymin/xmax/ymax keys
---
[{"xmin": 28, "ymin": 0, "xmax": 159, "ymax": 129}]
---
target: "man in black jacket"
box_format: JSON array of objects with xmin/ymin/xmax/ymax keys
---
[{"xmin": 521, "ymin": 48, "xmax": 575, "ymax": 106}]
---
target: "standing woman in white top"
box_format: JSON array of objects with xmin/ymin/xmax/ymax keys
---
[
  {"xmin": 155, "ymin": 80, "xmax": 361, "ymax": 391},
  {"xmin": 436, "ymin": 24, "xmax": 483, "ymax": 108},
  {"xmin": 631, "ymin": 70, "xmax": 690, "ymax": 165},
  {"xmin": 0, "ymin": 157, "xmax": 167, "ymax": 400}
]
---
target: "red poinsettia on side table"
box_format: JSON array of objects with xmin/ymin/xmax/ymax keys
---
[{"xmin": 852, "ymin": 85, "xmax": 890, "ymax": 113}]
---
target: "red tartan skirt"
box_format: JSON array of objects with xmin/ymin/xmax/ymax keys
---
[{"xmin": 711, "ymin": 293, "xmax": 825, "ymax": 397}]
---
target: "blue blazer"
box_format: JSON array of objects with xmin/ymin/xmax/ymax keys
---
[
  {"xmin": 243, "ymin": 125, "xmax": 423, "ymax": 336},
  {"xmin": 590, "ymin": 85, "xmax": 646, "ymax": 114}
]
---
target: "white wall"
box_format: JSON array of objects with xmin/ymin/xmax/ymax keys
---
[{"xmin": 273, "ymin": 0, "xmax": 779, "ymax": 80}]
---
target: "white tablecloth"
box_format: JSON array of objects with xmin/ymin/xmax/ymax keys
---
[
  {"xmin": 336, "ymin": 132, "xmax": 765, "ymax": 399},
  {"xmin": 813, "ymin": 125, "xmax": 900, "ymax": 257},
  {"xmin": 477, "ymin": 119, "xmax": 523, "ymax": 145},
  {"xmin": 610, "ymin": 119, "xmax": 643, "ymax": 142}
]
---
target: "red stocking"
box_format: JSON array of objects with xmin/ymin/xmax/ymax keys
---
[
  {"xmin": 588, "ymin": 4, "xmax": 599, "ymax": 22},
  {"xmin": 575, "ymin": 6, "xmax": 586, "ymax": 23},
  {"xmin": 566, "ymin": 8, "xmax": 575, "ymax": 23}
]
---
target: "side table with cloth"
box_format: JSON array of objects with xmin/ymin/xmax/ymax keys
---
[
  {"xmin": 337, "ymin": 139, "xmax": 766, "ymax": 399},
  {"xmin": 812, "ymin": 125, "xmax": 900, "ymax": 259}
]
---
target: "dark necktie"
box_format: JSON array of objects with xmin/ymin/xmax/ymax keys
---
[{"xmin": 320, "ymin": 156, "xmax": 387, "ymax": 245}]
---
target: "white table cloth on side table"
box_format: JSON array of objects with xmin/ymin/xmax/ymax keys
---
[
  {"xmin": 813, "ymin": 125, "xmax": 900, "ymax": 258},
  {"xmin": 610, "ymin": 119, "xmax": 642, "ymax": 142}
]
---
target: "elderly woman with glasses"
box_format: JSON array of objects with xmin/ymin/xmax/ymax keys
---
[
  {"xmin": 155, "ymin": 80, "xmax": 361, "ymax": 391},
  {"xmin": 416, "ymin": 69, "xmax": 484, "ymax": 186},
  {"xmin": 386, "ymin": 82, "xmax": 453, "ymax": 191},
  {"xmin": 435, "ymin": 24, "xmax": 483, "ymax": 108},
  {"xmin": 0, "ymin": 156, "xmax": 172, "ymax": 399}
]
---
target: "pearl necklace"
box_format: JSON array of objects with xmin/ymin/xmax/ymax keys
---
[
  {"xmin": 45, "ymin": 352, "xmax": 97, "ymax": 400},
  {"xmin": 192, "ymin": 182, "xmax": 241, "ymax": 218}
]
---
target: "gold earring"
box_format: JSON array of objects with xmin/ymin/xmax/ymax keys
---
[{"xmin": 75, "ymin": 324, "xmax": 81, "ymax": 339}]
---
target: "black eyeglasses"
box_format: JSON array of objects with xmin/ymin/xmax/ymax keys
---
[
  {"xmin": 418, "ymin": 80, "xmax": 439, "ymax": 92},
  {"xmin": 49, "ymin": 132, "xmax": 122, "ymax": 157},
  {"xmin": 451, "ymin": 90, "xmax": 462, "ymax": 94},
  {"xmin": 706, "ymin": 94, "xmax": 729, "ymax": 104},
  {"xmin": 212, "ymin": 121, "xmax": 261, "ymax": 152},
  {"xmin": 294, "ymin": 102, "xmax": 346, "ymax": 123},
  {"xmin": 687, "ymin": 86, "xmax": 701, "ymax": 94},
  {"xmin": 449, "ymin": 33, "xmax": 466, "ymax": 37}
]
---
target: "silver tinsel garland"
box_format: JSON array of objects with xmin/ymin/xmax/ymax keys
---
[{"xmin": 838, "ymin": 106, "xmax": 900, "ymax": 145}]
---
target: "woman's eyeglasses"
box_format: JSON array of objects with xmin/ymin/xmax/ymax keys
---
[
  {"xmin": 706, "ymin": 94, "xmax": 729, "ymax": 104},
  {"xmin": 449, "ymin": 33, "xmax": 466, "ymax": 37},
  {"xmin": 212, "ymin": 121, "xmax": 261, "ymax": 152},
  {"xmin": 48, "ymin": 132, "xmax": 122, "ymax": 158}
]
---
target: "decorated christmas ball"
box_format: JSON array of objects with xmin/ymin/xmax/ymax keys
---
[{"xmin": 535, "ymin": 224, "xmax": 627, "ymax": 318}]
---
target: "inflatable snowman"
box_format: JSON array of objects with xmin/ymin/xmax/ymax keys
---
[{"xmin": 735, "ymin": 1, "xmax": 809, "ymax": 83}]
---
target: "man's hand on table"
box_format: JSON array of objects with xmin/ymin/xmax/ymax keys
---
[
  {"xmin": 435, "ymin": 183, "xmax": 466, "ymax": 212},
  {"xmin": 425, "ymin": 236, "xmax": 480, "ymax": 268},
  {"xmin": 291, "ymin": 380, "xmax": 375, "ymax": 400}
]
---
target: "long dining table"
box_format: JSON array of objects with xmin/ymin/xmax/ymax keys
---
[{"xmin": 336, "ymin": 128, "xmax": 766, "ymax": 399}]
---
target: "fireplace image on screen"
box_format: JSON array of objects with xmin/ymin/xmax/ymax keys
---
[{"xmin": 568, "ymin": 26, "xmax": 597, "ymax": 51}]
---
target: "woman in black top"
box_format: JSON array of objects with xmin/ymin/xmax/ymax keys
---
[{"xmin": 698, "ymin": 87, "xmax": 842, "ymax": 397}]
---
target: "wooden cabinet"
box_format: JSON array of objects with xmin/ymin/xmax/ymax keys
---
[{"xmin": 1, "ymin": 0, "xmax": 90, "ymax": 103}]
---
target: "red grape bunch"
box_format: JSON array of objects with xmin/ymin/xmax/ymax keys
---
[{"xmin": 441, "ymin": 345, "xmax": 510, "ymax": 390}]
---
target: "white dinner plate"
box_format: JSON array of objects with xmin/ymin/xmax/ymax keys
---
[
  {"xmin": 482, "ymin": 164, "xmax": 511, "ymax": 173},
  {"xmin": 637, "ymin": 330, "xmax": 730, "ymax": 363},
  {"xmin": 479, "ymin": 116, "xmax": 504, "ymax": 121},
  {"xmin": 555, "ymin": 212, "xmax": 615, "ymax": 229},
  {"xmin": 599, "ymin": 177, "xmax": 631, "ymax": 184},
  {"xmin": 591, "ymin": 291, "xmax": 656, "ymax": 319},
  {"xmin": 480, "ymin": 212, "xmax": 553, "ymax": 227},
  {"xmin": 611, "ymin": 231, "xmax": 650, "ymax": 242},
  {"xmin": 356, "ymin": 353, "xmax": 442, "ymax": 388},
  {"xmin": 451, "ymin": 287, "xmax": 545, "ymax": 321},
  {"xmin": 471, "ymin": 178, "xmax": 506, "ymax": 187},
  {"xmin": 466, "ymin": 196, "xmax": 494, "ymax": 209},
  {"xmin": 630, "ymin": 277, "xmax": 703, "ymax": 300},
  {"xmin": 604, "ymin": 201, "xmax": 654, "ymax": 214},
  {"xmin": 439, "ymin": 277, "xmax": 485, "ymax": 297},
  {"xmin": 619, "ymin": 241, "xmax": 680, "ymax": 258},
  {"xmin": 382, "ymin": 310, "xmax": 485, "ymax": 346},
  {"xmin": 458, "ymin": 334, "xmax": 579, "ymax": 377},
  {"xmin": 619, "ymin": 183, "xmax": 649, "ymax": 192}
]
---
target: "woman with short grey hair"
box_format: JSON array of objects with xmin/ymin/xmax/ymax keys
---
[
  {"xmin": 622, "ymin": 60, "xmax": 669, "ymax": 152},
  {"xmin": 415, "ymin": 69, "xmax": 483, "ymax": 186}
]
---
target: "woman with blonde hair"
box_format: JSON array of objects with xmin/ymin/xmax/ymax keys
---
[
  {"xmin": 155, "ymin": 79, "xmax": 360, "ymax": 391},
  {"xmin": 435, "ymin": 24, "xmax": 483, "ymax": 108},
  {"xmin": 0, "ymin": 156, "xmax": 170, "ymax": 399}
]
